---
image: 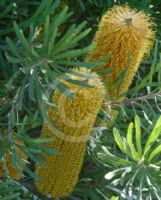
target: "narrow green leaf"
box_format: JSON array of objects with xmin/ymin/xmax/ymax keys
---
[
  {"xmin": 28, "ymin": 73, "xmax": 36, "ymax": 102},
  {"xmin": 105, "ymin": 167, "xmax": 129, "ymax": 180},
  {"xmin": 9, "ymin": 145, "xmax": 24, "ymax": 178},
  {"xmin": 127, "ymin": 123, "xmax": 134, "ymax": 148},
  {"xmin": 52, "ymin": 24, "xmax": 76, "ymax": 51},
  {"xmin": 14, "ymin": 151, "xmax": 39, "ymax": 180},
  {"xmin": 5, "ymin": 54, "xmax": 22, "ymax": 64},
  {"xmin": 135, "ymin": 115, "xmax": 142, "ymax": 156},
  {"xmin": 127, "ymin": 122, "xmax": 140, "ymax": 161},
  {"xmin": 13, "ymin": 22, "xmax": 33, "ymax": 56},
  {"xmin": 66, "ymin": 78, "xmax": 94, "ymax": 88},
  {"xmin": 113, "ymin": 128, "xmax": 126, "ymax": 153},
  {"xmin": 0, "ymin": 3, "xmax": 13, "ymax": 19},
  {"xmin": 99, "ymin": 146, "xmax": 132, "ymax": 166},
  {"xmin": 6, "ymin": 37, "xmax": 20, "ymax": 57},
  {"xmin": 43, "ymin": 16, "xmax": 50, "ymax": 54},
  {"xmin": 56, "ymin": 60, "xmax": 105, "ymax": 69},
  {"xmin": 56, "ymin": 82, "xmax": 75, "ymax": 99},
  {"xmin": 1, "ymin": 193, "xmax": 21, "ymax": 200},
  {"xmin": 36, "ymin": 1, "xmax": 53, "ymax": 28},
  {"xmin": 48, "ymin": 27, "xmax": 58, "ymax": 57},
  {"xmin": 15, "ymin": 144, "xmax": 43, "ymax": 165},
  {"xmin": 31, "ymin": 143, "xmax": 59, "ymax": 155},
  {"xmin": 144, "ymin": 116, "xmax": 161, "ymax": 154},
  {"xmin": 1, "ymin": 154, "xmax": 9, "ymax": 177},
  {"xmin": 54, "ymin": 21, "xmax": 87, "ymax": 51},
  {"xmin": 55, "ymin": 44, "xmax": 94, "ymax": 59},
  {"xmin": 58, "ymin": 66, "xmax": 93, "ymax": 79},
  {"xmin": 51, "ymin": 6, "xmax": 69, "ymax": 27},
  {"xmin": 53, "ymin": 28, "xmax": 91, "ymax": 55},
  {"xmin": 96, "ymin": 66, "xmax": 113, "ymax": 74},
  {"xmin": 23, "ymin": 136, "xmax": 54, "ymax": 144},
  {"xmin": 111, "ymin": 67, "xmax": 128, "ymax": 90},
  {"xmin": 149, "ymin": 144, "xmax": 161, "ymax": 161},
  {"xmin": 97, "ymin": 153, "xmax": 125, "ymax": 167}
]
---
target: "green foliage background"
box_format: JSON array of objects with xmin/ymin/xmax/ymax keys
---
[{"xmin": 1, "ymin": 0, "xmax": 161, "ymax": 199}]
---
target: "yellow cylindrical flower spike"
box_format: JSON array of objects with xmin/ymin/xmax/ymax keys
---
[
  {"xmin": 36, "ymin": 68, "xmax": 105, "ymax": 198},
  {"xmin": 86, "ymin": 5, "xmax": 155, "ymax": 99}
]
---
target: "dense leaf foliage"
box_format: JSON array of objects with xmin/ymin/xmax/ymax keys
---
[{"xmin": 0, "ymin": 0, "xmax": 161, "ymax": 199}]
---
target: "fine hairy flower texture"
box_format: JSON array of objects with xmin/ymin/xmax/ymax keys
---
[
  {"xmin": 35, "ymin": 68, "xmax": 105, "ymax": 198},
  {"xmin": 86, "ymin": 5, "xmax": 156, "ymax": 100}
]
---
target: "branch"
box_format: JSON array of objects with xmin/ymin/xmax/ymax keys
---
[{"xmin": 103, "ymin": 91, "xmax": 161, "ymax": 107}]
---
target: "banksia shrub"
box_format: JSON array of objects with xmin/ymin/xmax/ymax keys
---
[
  {"xmin": 86, "ymin": 5, "xmax": 155, "ymax": 100},
  {"xmin": 36, "ymin": 68, "xmax": 105, "ymax": 198}
]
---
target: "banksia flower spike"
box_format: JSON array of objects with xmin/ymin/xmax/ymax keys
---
[
  {"xmin": 36, "ymin": 68, "xmax": 105, "ymax": 198},
  {"xmin": 86, "ymin": 5, "xmax": 156, "ymax": 100}
]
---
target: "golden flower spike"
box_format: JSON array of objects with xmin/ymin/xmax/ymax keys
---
[
  {"xmin": 36, "ymin": 68, "xmax": 105, "ymax": 198},
  {"xmin": 86, "ymin": 5, "xmax": 156, "ymax": 121}
]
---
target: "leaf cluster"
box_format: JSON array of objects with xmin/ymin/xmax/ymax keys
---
[{"xmin": 1, "ymin": 0, "xmax": 161, "ymax": 200}]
